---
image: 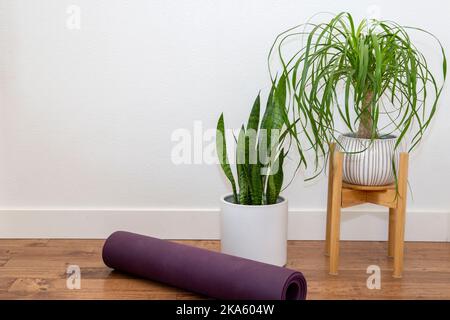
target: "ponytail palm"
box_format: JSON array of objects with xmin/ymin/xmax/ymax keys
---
[{"xmin": 270, "ymin": 12, "xmax": 447, "ymax": 176}]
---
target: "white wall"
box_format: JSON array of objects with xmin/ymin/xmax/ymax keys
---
[{"xmin": 0, "ymin": 0, "xmax": 449, "ymax": 239}]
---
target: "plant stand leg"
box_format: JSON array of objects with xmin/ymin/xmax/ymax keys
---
[
  {"xmin": 388, "ymin": 208, "xmax": 396, "ymax": 258},
  {"xmin": 393, "ymin": 153, "xmax": 409, "ymax": 278},
  {"xmin": 329, "ymin": 151, "xmax": 343, "ymax": 275},
  {"xmin": 325, "ymin": 144, "xmax": 335, "ymax": 256}
]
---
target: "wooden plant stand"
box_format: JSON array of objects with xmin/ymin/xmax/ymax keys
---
[{"xmin": 325, "ymin": 143, "xmax": 409, "ymax": 278}]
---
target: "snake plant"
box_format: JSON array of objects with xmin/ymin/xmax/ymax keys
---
[
  {"xmin": 216, "ymin": 80, "xmax": 291, "ymax": 205},
  {"xmin": 270, "ymin": 12, "xmax": 447, "ymax": 177}
]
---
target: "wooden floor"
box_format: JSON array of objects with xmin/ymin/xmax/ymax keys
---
[{"xmin": 0, "ymin": 239, "xmax": 449, "ymax": 299}]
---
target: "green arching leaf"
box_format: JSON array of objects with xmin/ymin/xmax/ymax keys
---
[
  {"xmin": 216, "ymin": 114, "xmax": 238, "ymax": 202},
  {"xmin": 443, "ymin": 53, "xmax": 447, "ymax": 80},
  {"xmin": 342, "ymin": 76, "xmax": 353, "ymax": 131},
  {"xmin": 372, "ymin": 33, "xmax": 382, "ymax": 91},
  {"xmin": 267, "ymin": 12, "xmax": 446, "ymax": 181}
]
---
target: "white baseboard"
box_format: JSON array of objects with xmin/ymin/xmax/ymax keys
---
[{"xmin": 0, "ymin": 208, "xmax": 448, "ymax": 241}]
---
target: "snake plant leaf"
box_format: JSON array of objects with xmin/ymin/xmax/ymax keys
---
[
  {"xmin": 236, "ymin": 125, "xmax": 251, "ymax": 205},
  {"xmin": 242, "ymin": 105, "xmax": 253, "ymax": 174},
  {"xmin": 237, "ymin": 168, "xmax": 251, "ymax": 205},
  {"xmin": 259, "ymin": 86, "xmax": 274, "ymax": 167},
  {"xmin": 247, "ymin": 94, "xmax": 261, "ymax": 132},
  {"xmin": 261, "ymin": 80, "xmax": 286, "ymax": 202},
  {"xmin": 260, "ymin": 85, "xmax": 275, "ymax": 130},
  {"xmin": 266, "ymin": 149, "xmax": 285, "ymax": 205},
  {"xmin": 216, "ymin": 88, "xmax": 292, "ymax": 206},
  {"xmin": 274, "ymin": 73, "xmax": 287, "ymax": 110},
  {"xmin": 216, "ymin": 113, "xmax": 238, "ymax": 202},
  {"xmin": 249, "ymin": 162, "xmax": 263, "ymax": 205},
  {"xmin": 271, "ymin": 85, "xmax": 286, "ymax": 130},
  {"xmin": 245, "ymin": 94, "xmax": 262, "ymax": 205},
  {"xmin": 260, "ymin": 83, "xmax": 284, "ymax": 164},
  {"xmin": 273, "ymin": 149, "xmax": 285, "ymax": 197}
]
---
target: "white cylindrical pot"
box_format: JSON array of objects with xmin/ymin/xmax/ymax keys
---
[
  {"xmin": 337, "ymin": 133, "xmax": 400, "ymax": 186},
  {"xmin": 220, "ymin": 195, "xmax": 288, "ymax": 266}
]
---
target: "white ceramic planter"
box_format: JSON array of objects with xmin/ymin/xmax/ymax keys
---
[
  {"xmin": 337, "ymin": 133, "xmax": 400, "ymax": 186},
  {"xmin": 220, "ymin": 195, "xmax": 288, "ymax": 266}
]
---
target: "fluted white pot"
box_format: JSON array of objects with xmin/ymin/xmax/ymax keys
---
[
  {"xmin": 220, "ymin": 195, "xmax": 288, "ymax": 266},
  {"xmin": 337, "ymin": 133, "xmax": 400, "ymax": 186}
]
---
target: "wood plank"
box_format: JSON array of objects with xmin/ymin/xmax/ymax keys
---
[
  {"xmin": 0, "ymin": 239, "xmax": 450, "ymax": 299},
  {"xmin": 342, "ymin": 182, "xmax": 395, "ymax": 191},
  {"xmin": 388, "ymin": 208, "xmax": 396, "ymax": 257},
  {"xmin": 366, "ymin": 189, "xmax": 397, "ymax": 208},
  {"xmin": 325, "ymin": 143, "xmax": 336, "ymax": 255},
  {"xmin": 393, "ymin": 153, "xmax": 409, "ymax": 277},
  {"xmin": 341, "ymin": 189, "xmax": 366, "ymax": 208},
  {"xmin": 329, "ymin": 151, "xmax": 343, "ymax": 275}
]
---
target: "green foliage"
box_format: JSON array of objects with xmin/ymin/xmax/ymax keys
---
[
  {"xmin": 269, "ymin": 12, "xmax": 447, "ymax": 178},
  {"xmin": 216, "ymin": 82, "xmax": 290, "ymax": 205},
  {"xmin": 216, "ymin": 114, "xmax": 238, "ymax": 201}
]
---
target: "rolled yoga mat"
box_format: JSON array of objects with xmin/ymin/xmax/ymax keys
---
[{"xmin": 102, "ymin": 231, "xmax": 307, "ymax": 300}]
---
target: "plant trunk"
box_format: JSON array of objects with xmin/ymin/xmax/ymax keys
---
[{"xmin": 357, "ymin": 90, "xmax": 375, "ymax": 139}]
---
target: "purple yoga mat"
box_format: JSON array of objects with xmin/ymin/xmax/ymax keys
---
[{"xmin": 102, "ymin": 231, "xmax": 307, "ymax": 300}]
